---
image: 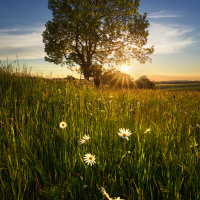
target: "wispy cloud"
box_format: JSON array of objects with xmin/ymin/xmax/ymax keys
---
[
  {"xmin": 148, "ymin": 10, "xmax": 181, "ymax": 19},
  {"xmin": 0, "ymin": 25, "xmax": 45, "ymax": 60},
  {"xmin": 147, "ymin": 22, "xmax": 196, "ymax": 54},
  {"xmin": 0, "ymin": 21, "xmax": 198, "ymax": 60}
]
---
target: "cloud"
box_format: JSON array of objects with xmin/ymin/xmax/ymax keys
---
[
  {"xmin": 148, "ymin": 10, "xmax": 181, "ymax": 19},
  {"xmin": 0, "ymin": 26, "xmax": 45, "ymax": 60},
  {"xmin": 0, "ymin": 21, "xmax": 198, "ymax": 60},
  {"xmin": 147, "ymin": 22, "xmax": 196, "ymax": 54}
]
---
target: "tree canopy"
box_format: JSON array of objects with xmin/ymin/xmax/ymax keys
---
[{"xmin": 42, "ymin": 0, "xmax": 154, "ymax": 80}]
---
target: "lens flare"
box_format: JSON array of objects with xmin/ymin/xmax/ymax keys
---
[{"xmin": 121, "ymin": 65, "xmax": 129, "ymax": 72}]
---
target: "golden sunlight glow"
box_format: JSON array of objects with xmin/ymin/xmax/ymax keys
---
[{"xmin": 121, "ymin": 65, "xmax": 129, "ymax": 72}]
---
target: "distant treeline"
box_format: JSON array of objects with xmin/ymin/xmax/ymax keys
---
[{"xmin": 155, "ymin": 80, "xmax": 199, "ymax": 84}]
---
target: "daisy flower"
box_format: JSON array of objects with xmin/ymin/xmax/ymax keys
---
[
  {"xmin": 115, "ymin": 197, "xmax": 125, "ymax": 200},
  {"xmin": 84, "ymin": 153, "xmax": 96, "ymax": 166},
  {"xmin": 118, "ymin": 128, "xmax": 132, "ymax": 140},
  {"xmin": 80, "ymin": 134, "xmax": 90, "ymax": 144},
  {"xmin": 59, "ymin": 121, "xmax": 67, "ymax": 129},
  {"xmin": 101, "ymin": 187, "xmax": 112, "ymax": 200},
  {"xmin": 144, "ymin": 128, "xmax": 151, "ymax": 134}
]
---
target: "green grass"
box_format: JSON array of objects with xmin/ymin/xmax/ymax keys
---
[
  {"xmin": 155, "ymin": 82, "xmax": 200, "ymax": 91},
  {"xmin": 1, "ymin": 65, "xmax": 200, "ymax": 199}
]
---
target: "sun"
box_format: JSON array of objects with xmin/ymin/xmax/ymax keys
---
[{"xmin": 121, "ymin": 65, "xmax": 129, "ymax": 72}]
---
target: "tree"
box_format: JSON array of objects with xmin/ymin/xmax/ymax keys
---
[
  {"xmin": 134, "ymin": 75, "xmax": 155, "ymax": 89},
  {"xmin": 101, "ymin": 68, "xmax": 135, "ymax": 88},
  {"xmin": 42, "ymin": 0, "xmax": 154, "ymax": 81}
]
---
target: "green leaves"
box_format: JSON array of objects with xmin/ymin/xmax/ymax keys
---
[{"xmin": 43, "ymin": 0, "xmax": 154, "ymax": 80}]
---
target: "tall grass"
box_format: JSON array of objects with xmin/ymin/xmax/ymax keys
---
[{"xmin": 0, "ymin": 63, "xmax": 200, "ymax": 199}]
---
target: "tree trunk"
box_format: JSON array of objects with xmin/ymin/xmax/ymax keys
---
[{"xmin": 83, "ymin": 67, "xmax": 90, "ymax": 81}]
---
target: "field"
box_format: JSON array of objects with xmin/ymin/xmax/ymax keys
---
[
  {"xmin": 1, "ymin": 66, "xmax": 200, "ymax": 200},
  {"xmin": 155, "ymin": 82, "xmax": 200, "ymax": 91}
]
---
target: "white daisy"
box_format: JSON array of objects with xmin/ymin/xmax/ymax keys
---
[
  {"xmin": 115, "ymin": 197, "xmax": 125, "ymax": 200},
  {"xmin": 101, "ymin": 187, "xmax": 112, "ymax": 200},
  {"xmin": 144, "ymin": 128, "xmax": 151, "ymax": 134},
  {"xmin": 84, "ymin": 153, "xmax": 96, "ymax": 166},
  {"xmin": 80, "ymin": 134, "xmax": 90, "ymax": 144},
  {"xmin": 114, "ymin": 197, "xmax": 125, "ymax": 200},
  {"xmin": 118, "ymin": 128, "xmax": 132, "ymax": 140},
  {"xmin": 83, "ymin": 185, "xmax": 87, "ymax": 188},
  {"xmin": 59, "ymin": 121, "xmax": 67, "ymax": 129}
]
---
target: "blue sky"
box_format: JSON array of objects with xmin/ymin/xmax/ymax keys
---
[{"xmin": 0, "ymin": 0, "xmax": 200, "ymax": 81}]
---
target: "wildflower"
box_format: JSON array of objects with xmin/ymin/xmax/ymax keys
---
[
  {"xmin": 83, "ymin": 185, "xmax": 87, "ymax": 188},
  {"xmin": 59, "ymin": 121, "xmax": 67, "ymax": 129},
  {"xmin": 84, "ymin": 153, "xmax": 96, "ymax": 166},
  {"xmin": 128, "ymin": 151, "xmax": 131, "ymax": 154},
  {"xmin": 137, "ymin": 102, "xmax": 140, "ymax": 105},
  {"xmin": 190, "ymin": 143, "xmax": 199, "ymax": 147},
  {"xmin": 101, "ymin": 187, "xmax": 112, "ymax": 200},
  {"xmin": 115, "ymin": 197, "xmax": 124, "ymax": 200},
  {"xmin": 89, "ymin": 113, "xmax": 93, "ymax": 116},
  {"xmin": 144, "ymin": 128, "xmax": 151, "ymax": 134},
  {"xmin": 118, "ymin": 128, "xmax": 132, "ymax": 141},
  {"xmin": 115, "ymin": 197, "xmax": 125, "ymax": 200},
  {"xmin": 80, "ymin": 134, "xmax": 90, "ymax": 144},
  {"xmin": 197, "ymin": 124, "xmax": 200, "ymax": 129},
  {"xmin": 88, "ymin": 102, "xmax": 92, "ymax": 106}
]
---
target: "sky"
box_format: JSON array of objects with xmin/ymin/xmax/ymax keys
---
[{"xmin": 0, "ymin": 0, "xmax": 200, "ymax": 81}]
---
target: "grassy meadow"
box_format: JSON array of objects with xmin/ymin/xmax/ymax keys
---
[
  {"xmin": 1, "ymin": 64, "xmax": 200, "ymax": 200},
  {"xmin": 155, "ymin": 82, "xmax": 200, "ymax": 91}
]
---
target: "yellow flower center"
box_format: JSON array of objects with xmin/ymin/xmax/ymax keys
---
[
  {"xmin": 89, "ymin": 156, "xmax": 93, "ymax": 160},
  {"xmin": 122, "ymin": 133, "xmax": 127, "ymax": 137}
]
